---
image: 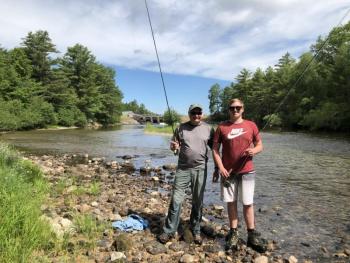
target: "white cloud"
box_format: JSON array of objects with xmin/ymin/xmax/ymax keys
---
[{"xmin": 1, "ymin": 0, "xmax": 349, "ymax": 80}]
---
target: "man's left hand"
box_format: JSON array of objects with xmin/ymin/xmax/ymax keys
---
[{"xmin": 244, "ymin": 148, "xmax": 255, "ymax": 157}]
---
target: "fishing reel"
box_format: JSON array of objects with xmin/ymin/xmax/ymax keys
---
[{"xmin": 223, "ymin": 173, "xmax": 237, "ymax": 188}]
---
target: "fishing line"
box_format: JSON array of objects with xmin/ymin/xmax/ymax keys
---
[
  {"xmin": 223, "ymin": 7, "xmax": 350, "ymax": 184},
  {"xmin": 262, "ymin": 6, "xmax": 350, "ymax": 131},
  {"xmin": 144, "ymin": 0, "xmax": 175, "ymax": 135}
]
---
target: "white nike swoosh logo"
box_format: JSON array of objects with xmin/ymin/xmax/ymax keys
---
[{"xmin": 227, "ymin": 131, "xmax": 246, "ymax": 139}]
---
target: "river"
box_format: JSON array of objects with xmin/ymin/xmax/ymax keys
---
[{"xmin": 1, "ymin": 125, "xmax": 349, "ymax": 261}]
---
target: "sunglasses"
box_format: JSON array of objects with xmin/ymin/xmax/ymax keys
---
[
  {"xmin": 190, "ymin": 111, "xmax": 202, "ymax": 115},
  {"xmin": 229, "ymin": 106, "xmax": 243, "ymax": 112}
]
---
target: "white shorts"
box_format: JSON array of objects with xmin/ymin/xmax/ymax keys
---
[{"xmin": 220, "ymin": 172, "xmax": 255, "ymax": 205}]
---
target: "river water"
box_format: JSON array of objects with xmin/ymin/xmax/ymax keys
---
[{"xmin": 1, "ymin": 125, "xmax": 349, "ymax": 261}]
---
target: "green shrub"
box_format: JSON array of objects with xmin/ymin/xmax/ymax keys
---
[
  {"xmin": 57, "ymin": 107, "xmax": 87, "ymax": 127},
  {"xmin": 300, "ymin": 102, "xmax": 345, "ymax": 131},
  {"xmin": 0, "ymin": 97, "xmax": 57, "ymax": 130},
  {"xmin": 163, "ymin": 108, "xmax": 181, "ymax": 126},
  {"xmin": 263, "ymin": 113, "xmax": 282, "ymax": 128}
]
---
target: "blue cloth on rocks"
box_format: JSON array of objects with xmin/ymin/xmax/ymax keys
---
[{"xmin": 112, "ymin": 214, "xmax": 149, "ymax": 232}]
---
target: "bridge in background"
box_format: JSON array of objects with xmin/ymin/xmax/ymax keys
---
[{"xmin": 122, "ymin": 111, "xmax": 164, "ymax": 124}]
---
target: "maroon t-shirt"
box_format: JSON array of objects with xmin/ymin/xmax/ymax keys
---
[{"xmin": 213, "ymin": 120, "xmax": 261, "ymax": 174}]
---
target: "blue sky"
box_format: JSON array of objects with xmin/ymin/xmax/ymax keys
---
[
  {"xmin": 1, "ymin": 0, "xmax": 349, "ymax": 114},
  {"xmin": 115, "ymin": 66, "xmax": 230, "ymax": 114}
]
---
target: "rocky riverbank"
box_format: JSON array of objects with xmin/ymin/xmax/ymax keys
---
[{"xmin": 27, "ymin": 153, "xmax": 349, "ymax": 263}]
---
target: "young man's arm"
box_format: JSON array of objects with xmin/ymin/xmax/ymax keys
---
[
  {"xmin": 213, "ymin": 143, "xmax": 230, "ymax": 178},
  {"xmin": 245, "ymin": 139, "xmax": 263, "ymax": 157}
]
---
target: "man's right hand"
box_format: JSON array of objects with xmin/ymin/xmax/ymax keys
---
[
  {"xmin": 212, "ymin": 170, "xmax": 219, "ymax": 182},
  {"xmin": 170, "ymin": 140, "xmax": 180, "ymax": 151}
]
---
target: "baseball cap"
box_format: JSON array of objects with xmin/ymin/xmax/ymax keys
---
[{"xmin": 188, "ymin": 104, "xmax": 203, "ymax": 112}]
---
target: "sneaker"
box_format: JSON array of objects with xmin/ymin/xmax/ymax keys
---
[
  {"xmin": 193, "ymin": 234, "xmax": 203, "ymax": 245},
  {"xmin": 225, "ymin": 229, "xmax": 239, "ymax": 250},
  {"xmin": 157, "ymin": 232, "xmax": 175, "ymax": 244},
  {"xmin": 247, "ymin": 230, "xmax": 268, "ymax": 253}
]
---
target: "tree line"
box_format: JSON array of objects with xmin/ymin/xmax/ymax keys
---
[
  {"xmin": 0, "ymin": 30, "xmax": 126, "ymax": 131},
  {"xmin": 208, "ymin": 22, "xmax": 350, "ymax": 132}
]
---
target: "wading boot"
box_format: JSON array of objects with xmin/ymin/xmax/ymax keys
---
[
  {"xmin": 247, "ymin": 229, "xmax": 268, "ymax": 253},
  {"xmin": 193, "ymin": 233, "xmax": 203, "ymax": 245},
  {"xmin": 157, "ymin": 232, "xmax": 175, "ymax": 244},
  {"xmin": 225, "ymin": 229, "xmax": 239, "ymax": 250}
]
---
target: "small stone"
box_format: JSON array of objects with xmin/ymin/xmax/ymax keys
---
[
  {"xmin": 333, "ymin": 252, "xmax": 348, "ymax": 258},
  {"xmin": 203, "ymin": 244, "xmax": 221, "ymax": 253},
  {"xmin": 144, "ymin": 241, "xmax": 167, "ymax": 255},
  {"xmin": 301, "ymin": 242, "xmax": 310, "ymax": 247},
  {"xmin": 114, "ymin": 233, "xmax": 132, "ymax": 252},
  {"xmin": 110, "ymin": 251, "xmax": 126, "ymax": 262},
  {"xmin": 144, "ymin": 207, "xmax": 152, "ymax": 214},
  {"xmin": 51, "ymin": 222, "xmax": 63, "ymax": 237},
  {"xmin": 79, "ymin": 204, "xmax": 91, "ymax": 213},
  {"xmin": 344, "ymin": 249, "xmax": 350, "ymax": 256},
  {"xmin": 201, "ymin": 224, "xmax": 216, "ymax": 238},
  {"xmin": 321, "ymin": 247, "xmax": 328, "ymax": 253},
  {"xmin": 152, "ymin": 176, "xmax": 159, "ymax": 182},
  {"xmin": 213, "ymin": 205, "xmax": 225, "ymax": 211},
  {"xmin": 254, "ymin": 256, "xmax": 268, "ymax": 263},
  {"xmin": 180, "ymin": 254, "xmax": 195, "ymax": 263},
  {"xmin": 218, "ymin": 251, "xmax": 226, "ymax": 257},
  {"xmin": 258, "ymin": 205, "xmax": 269, "ymax": 213},
  {"xmin": 162, "ymin": 163, "xmax": 177, "ymax": 170},
  {"xmin": 109, "ymin": 213, "xmax": 123, "ymax": 221},
  {"xmin": 150, "ymin": 191, "xmax": 160, "ymax": 197},
  {"xmin": 91, "ymin": 201, "xmax": 99, "ymax": 207},
  {"xmin": 289, "ymin": 255, "xmax": 298, "ymax": 263},
  {"xmin": 60, "ymin": 218, "xmax": 73, "ymax": 232},
  {"xmin": 55, "ymin": 166, "xmax": 65, "ymax": 174},
  {"xmin": 169, "ymin": 241, "xmax": 187, "ymax": 252}
]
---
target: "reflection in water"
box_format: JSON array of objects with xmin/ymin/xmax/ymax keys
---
[{"xmin": 1, "ymin": 126, "xmax": 350, "ymax": 260}]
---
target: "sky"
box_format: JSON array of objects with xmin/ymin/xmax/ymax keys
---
[{"xmin": 1, "ymin": 0, "xmax": 350, "ymax": 114}]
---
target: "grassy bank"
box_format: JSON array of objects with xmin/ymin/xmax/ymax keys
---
[
  {"xmin": 144, "ymin": 122, "xmax": 174, "ymax": 134},
  {"xmin": 0, "ymin": 143, "xmax": 52, "ymax": 262}
]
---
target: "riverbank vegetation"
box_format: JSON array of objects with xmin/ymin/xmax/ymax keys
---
[
  {"xmin": 208, "ymin": 22, "xmax": 350, "ymax": 132},
  {"xmin": 0, "ymin": 143, "xmax": 52, "ymax": 262},
  {"xmin": 144, "ymin": 122, "xmax": 174, "ymax": 134},
  {"xmin": 0, "ymin": 30, "xmax": 123, "ymax": 131}
]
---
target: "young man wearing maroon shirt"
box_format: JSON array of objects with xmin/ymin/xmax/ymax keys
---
[{"xmin": 212, "ymin": 98, "xmax": 267, "ymax": 252}]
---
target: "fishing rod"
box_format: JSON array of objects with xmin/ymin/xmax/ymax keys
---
[{"xmin": 144, "ymin": 0, "xmax": 176, "ymax": 136}]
